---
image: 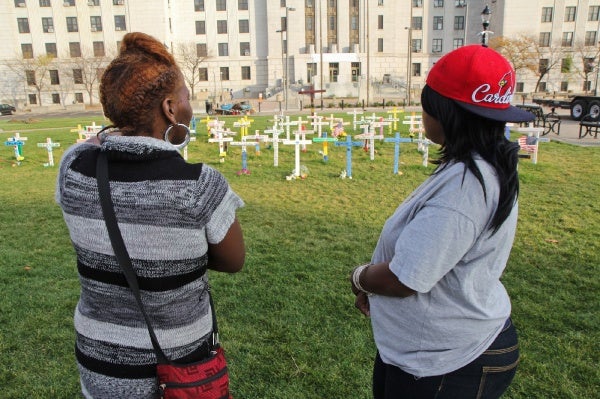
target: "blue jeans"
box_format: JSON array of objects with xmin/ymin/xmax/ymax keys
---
[{"xmin": 373, "ymin": 318, "xmax": 519, "ymax": 399}]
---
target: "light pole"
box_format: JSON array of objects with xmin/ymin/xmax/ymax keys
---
[
  {"xmin": 405, "ymin": 27, "xmax": 412, "ymax": 106},
  {"xmin": 276, "ymin": 29, "xmax": 284, "ymax": 106},
  {"xmin": 457, "ymin": 0, "xmax": 468, "ymax": 46},
  {"xmin": 480, "ymin": 5, "xmax": 492, "ymax": 47},
  {"xmin": 284, "ymin": 7, "xmax": 295, "ymax": 111}
]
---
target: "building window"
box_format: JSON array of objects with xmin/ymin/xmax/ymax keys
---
[
  {"xmin": 64, "ymin": 0, "xmax": 74, "ymax": 5},
  {"xmin": 194, "ymin": 0, "xmax": 204, "ymax": 11},
  {"xmin": 351, "ymin": 62, "xmax": 360, "ymax": 82},
  {"xmin": 585, "ymin": 31, "xmax": 597, "ymax": 46},
  {"xmin": 88, "ymin": 0, "xmax": 100, "ymax": 5},
  {"xmin": 69, "ymin": 42, "xmax": 81, "ymax": 57},
  {"xmin": 45, "ymin": 42, "xmax": 57, "ymax": 57},
  {"xmin": 454, "ymin": 16, "xmax": 464, "ymax": 30},
  {"xmin": 93, "ymin": 41, "xmax": 105, "ymax": 57},
  {"xmin": 216, "ymin": 0, "xmax": 226, "ymax": 11},
  {"xmin": 220, "ymin": 67, "xmax": 229, "ymax": 80},
  {"xmin": 21, "ymin": 43, "xmax": 33, "ymax": 59},
  {"xmin": 112, "ymin": 0, "xmax": 124, "ymax": 5},
  {"xmin": 239, "ymin": 19, "xmax": 249, "ymax": 33},
  {"xmin": 432, "ymin": 38, "xmax": 443, "ymax": 53},
  {"xmin": 434, "ymin": 0, "xmax": 444, "ymax": 7},
  {"xmin": 433, "ymin": 16, "xmax": 443, "ymax": 30},
  {"xmin": 26, "ymin": 70, "xmax": 36, "ymax": 85},
  {"xmin": 411, "ymin": 39, "xmax": 422, "ymax": 53},
  {"xmin": 453, "ymin": 38, "xmax": 464, "ymax": 49},
  {"xmin": 196, "ymin": 43, "xmax": 207, "ymax": 57},
  {"xmin": 541, "ymin": 7, "xmax": 553, "ymax": 22},
  {"xmin": 217, "ymin": 20, "xmax": 228, "ymax": 34},
  {"xmin": 539, "ymin": 82, "xmax": 547, "ymax": 92},
  {"xmin": 90, "ymin": 16, "xmax": 102, "ymax": 32},
  {"xmin": 516, "ymin": 82, "xmax": 524, "ymax": 92},
  {"xmin": 329, "ymin": 62, "xmax": 339, "ymax": 82},
  {"xmin": 238, "ymin": 0, "xmax": 248, "ymax": 10},
  {"xmin": 589, "ymin": 6, "xmax": 600, "ymax": 21},
  {"xmin": 584, "ymin": 80, "xmax": 592, "ymax": 91},
  {"xmin": 240, "ymin": 42, "xmax": 250, "ymax": 56},
  {"xmin": 562, "ymin": 32, "xmax": 573, "ymax": 47},
  {"xmin": 412, "ymin": 0, "xmax": 422, "ymax": 7},
  {"xmin": 241, "ymin": 66, "xmax": 251, "ymax": 80},
  {"xmin": 18, "ymin": 18, "xmax": 30, "ymax": 33},
  {"xmin": 351, "ymin": 15, "xmax": 358, "ymax": 31},
  {"xmin": 378, "ymin": 15, "xmax": 383, "ymax": 29},
  {"xmin": 539, "ymin": 59, "xmax": 549, "ymax": 74},
  {"xmin": 66, "ymin": 17, "xmax": 78, "ymax": 32},
  {"xmin": 455, "ymin": 0, "xmax": 466, "ymax": 6},
  {"xmin": 561, "ymin": 58, "xmax": 571, "ymax": 73},
  {"xmin": 565, "ymin": 6, "xmax": 576, "ymax": 22},
  {"xmin": 73, "ymin": 69, "xmax": 83, "ymax": 84},
  {"xmin": 218, "ymin": 43, "xmax": 229, "ymax": 56},
  {"xmin": 329, "ymin": 16, "xmax": 336, "ymax": 31},
  {"xmin": 42, "ymin": 17, "xmax": 54, "ymax": 33},
  {"xmin": 28, "ymin": 94, "xmax": 37, "ymax": 104},
  {"xmin": 539, "ymin": 32, "xmax": 551, "ymax": 47},
  {"xmin": 560, "ymin": 81, "xmax": 568, "ymax": 92},
  {"xmin": 51, "ymin": 93, "xmax": 60, "ymax": 104},
  {"xmin": 39, "ymin": 0, "xmax": 52, "ymax": 6},
  {"xmin": 199, "ymin": 67, "xmax": 208, "ymax": 81},
  {"xmin": 196, "ymin": 21, "xmax": 206, "ymax": 34},
  {"xmin": 307, "ymin": 62, "xmax": 317, "ymax": 83},
  {"xmin": 412, "ymin": 16, "xmax": 422, "ymax": 30},
  {"xmin": 412, "ymin": 63, "xmax": 421, "ymax": 77},
  {"xmin": 377, "ymin": 38, "xmax": 383, "ymax": 52},
  {"xmin": 49, "ymin": 69, "xmax": 60, "ymax": 85},
  {"xmin": 584, "ymin": 57, "xmax": 595, "ymax": 73},
  {"xmin": 75, "ymin": 93, "xmax": 84, "ymax": 103},
  {"xmin": 114, "ymin": 15, "xmax": 126, "ymax": 31}
]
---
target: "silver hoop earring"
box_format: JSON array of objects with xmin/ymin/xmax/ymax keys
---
[{"xmin": 164, "ymin": 123, "xmax": 191, "ymax": 151}]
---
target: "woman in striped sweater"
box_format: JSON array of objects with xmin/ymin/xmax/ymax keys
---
[{"xmin": 56, "ymin": 32, "xmax": 245, "ymax": 398}]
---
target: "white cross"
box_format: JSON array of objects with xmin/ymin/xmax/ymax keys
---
[
  {"xmin": 36, "ymin": 137, "xmax": 60, "ymax": 166},
  {"xmin": 283, "ymin": 130, "xmax": 313, "ymax": 178},
  {"xmin": 347, "ymin": 109, "xmax": 364, "ymax": 130},
  {"xmin": 263, "ymin": 126, "xmax": 285, "ymax": 166},
  {"xmin": 208, "ymin": 129, "xmax": 235, "ymax": 162}
]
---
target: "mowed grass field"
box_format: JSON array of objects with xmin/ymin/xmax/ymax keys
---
[{"xmin": 0, "ymin": 112, "xmax": 598, "ymax": 398}]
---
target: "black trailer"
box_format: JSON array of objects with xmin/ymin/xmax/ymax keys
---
[{"xmin": 533, "ymin": 95, "xmax": 600, "ymax": 121}]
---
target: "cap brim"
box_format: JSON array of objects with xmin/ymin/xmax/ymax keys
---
[{"xmin": 454, "ymin": 100, "xmax": 536, "ymax": 123}]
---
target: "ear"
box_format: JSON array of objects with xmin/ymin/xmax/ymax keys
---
[{"xmin": 161, "ymin": 97, "xmax": 177, "ymax": 125}]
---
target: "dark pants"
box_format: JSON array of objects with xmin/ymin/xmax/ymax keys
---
[{"xmin": 373, "ymin": 319, "xmax": 519, "ymax": 399}]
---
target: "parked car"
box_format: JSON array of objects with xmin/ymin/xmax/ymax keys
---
[{"xmin": 0, "ymin": 104, "xmax": 16, "ymax": 115}]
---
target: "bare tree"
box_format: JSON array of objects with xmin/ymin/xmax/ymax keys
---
[
  {"xmin": 175, "ymin": 42, "xmax": 208, "ymax": 100},
  {"xmin": 5, "ymin": 54, "xmax": 55, "ymax": 106},
  {"xmin": 491, "ymin": 34, "xmax": 564, "ymax": 92},
  {"xmin": 68, "ymin": 45, "xmax": 115, "ymax": 105},
  {"xmin": 571, "ymin": 40, "xmax": 600, "ymax": 94}
]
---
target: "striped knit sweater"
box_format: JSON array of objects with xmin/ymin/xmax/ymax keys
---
[{"xmin": 55, "ymin": 135, "xmax": 244, "ymax": 398}]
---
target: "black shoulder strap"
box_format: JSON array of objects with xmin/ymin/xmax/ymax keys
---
[{"xmin": 96, "ymin": 151, "xmax": 219, "ymax": 364}]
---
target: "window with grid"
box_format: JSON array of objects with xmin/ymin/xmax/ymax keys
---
[
  {"xmin": 196, "ymin": 21, "xmax": 205, "ymax": 34},
  {"xmin": 21, "ymin": 43, "xmax": 33, "ymax": 59},
  {"xmin": 560, "ymin": 81, "xmax": 568, "ymax": 91},
  {"xmin": 539, "ymin": 59, "xmax": 549, "ymax": 73},
  {"xmin": 18, "ymin": 18, "xmax": 30, "ymax": 33},
  {"xmin": 589, "ymin": 6, "xmax": 600, "ymax": 21},
  {"xmin": 584, "ymin": 57, "xmax": 595, "ymax": 72},
  {"xmin": 378, "ymin": 38, "xmax": 383, "ymax": 52},
  {"xmin": 585, "ymin": 31, "xmax": 597, "ymax": 46},
  {"xmin": 539, "ymin": 32, "xmax": 551, "ymax": 47},
  {"xmin": 412, "ymin": 0, "xmax": 422, "ymax": 7},
  {"xmin": 454, "ymin": 16, "xmax": 464, "ymax": 30},
  {"xmin": 351, "ymin": 62, "xmax": 360, "ymax": 82},
  {"xmin": 46, "ymin": 42, "xmax": 57, "ymax": 57},
  {"xmin": 218, "ymin": 43, "xmax": 229, "ymax": 56},
  {"xmin": 411, "ymin": 39, "xmax": 421, "ymax": 53},
  {"xmin": 75, "ymin": 93, "xmax": 84, "ymax": 103},
  {"xmin": 42, "ymin": 17, "xmax": 54, "ymax": 33},
  {"xmin": 52, "ymin": 93, "xmax": 60, "ymax": 104},
  {"xmin": 49, "ymin": 70, "xmax": 60, "ymax": 85},
  {"xmin": 453, "ymin": 38, "xmax": 463, "ymax": 49},
  {"xmin": 112, "ymin": 0, "xmax": 124, "ymax": 5},
  {"xmin": 539, "ymin": 81, "xmax": 547, "ymax": 92},
  {"xmin": 64, "ymin": 0, "xmax": 75, "ymax": 5},
  {"xmin": 216, "ymin": 0, "xmax": 226, "ymax": 11},
  {"xmin": 28, "ymin": 94, "xmax": 37, "ymax": 104},
  {"xmin": 239, "ymin": 19, "xmax": 249, "ymax": 33},
  {"xmin": 194, "ymin": 0, "xmax": 204, "ymax": 11},
  {"xmin": 241, "ymin": 66, "xmax": 251, "ymax": 80},
  {"xmin": 412, "ymin": 63, "xmax": 421, "ymax": 77},
  {"xmin": 541, "ymin": 7, "xmax": 553, "ymax": 22},
  {"xmin": 26, "ymin": 70, "xmax": 36, "ymax": 85},
  {"xmin": 220, "ymin": 67, "xmax": 229, "ymax": 80},
  {"xmin": 455, "ymin": 0, "xmax": 466, "ymax": 6},
  {"xmin": 88, "ymin": 0, "xmax": 100, "ymax": 5},
  {"xmin": 114, "ymin": 15, "xmax": 126, "ymax": 30},
  {"xmin": 412, "ymin": 16, "xmax": 422, "ymax": 30},
  {"xmin": 73, "ymin": 69, "xmax": 83, "ymax": 84},
  {"xmin": 565, "ymin": 7, "xmax": 576, "ymax": 22},
  {"xmin": 561, "ymin": 32, "xmax": 573, "ymax": 47},
  {"xmin": 238, "ymin": 0, "xmax": 248, "ymax": 10},
  {"xmin": 93, "ymin": 41, "xmax": 105, "ymax": 57},
  {"xmin": 240, "ymin": 42, "xmax": 250, "ymax": 56},
  {"xmin": 66, "ymin": 17, "xmax": 78, "ymax": 32},
  {"xmin": 69, "ymin": 42, "xmax": 81, "ymax": 57},
  {"xmin": 432, "ymin": 39, "xmax": 443, "ymax": 53},
  {"xmin": 516, "ymin": 82, "xmax": 524, "ymax": 92},
  {"xmin": 378, "ymin": 0, "xmax": 383, "ymax": 5},
  {"xmin": 196, "ymin": 43, "xmax": 207, "ymax": 57},
  {"xmin": 90, "ymin": 16, "xmax": 102, "ymax": 31},
  {"xmin": 199, "ymin": 67, "xmax": 208, "ymax": 81},
  {"xmin": 40, "ymin": 0, "xmax": 51, "ymax": 7},
  {"xmin": 434, "ymin": 0, "xmax": 443, "ymax": 7},
  {"xmin": 329, "ymin": 62, "xmax": 339, "ymax": 82},
  {"xmin": 433, "ymin": 16, "xmax": 443, "ymax": 30},
  {"xmin": 217, "ymin": 20, "xmax": 228, "ymax": 34},
  {"xmin": 561, "ymin": 58, "xmax": 571, "ymax": 73}
]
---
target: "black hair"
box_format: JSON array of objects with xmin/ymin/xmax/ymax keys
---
[{"xmin": 421, "ymin": 84, "xmax": 520, "ymax": 234}]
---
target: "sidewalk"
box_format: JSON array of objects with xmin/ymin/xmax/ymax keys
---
[{"xmin": 532, "ymin": 108, "xmax": 600, "ymax": 147}]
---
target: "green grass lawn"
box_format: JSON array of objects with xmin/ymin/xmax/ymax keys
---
[{"xmin": 0, "ymin": 113, "xmax": 598, "ymax": 398}]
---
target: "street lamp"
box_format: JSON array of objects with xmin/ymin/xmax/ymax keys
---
[
  {"xmin": 405, "ymin": 27, "xmax": 412, "ymax": 106},
  {"xmin": 480, "ymin": 5, "xmax": 493, "ymax": 47},
  {"xmin": 276, "ymin": 29, "xmax": 284, "ymax": 107},
  {"xmin": 284, "ymin": 7, "xmax": 295, "ymax": 111},
  {"xmin": 457, "ymin": 0, "xmax": 468, "ymax": 46}
]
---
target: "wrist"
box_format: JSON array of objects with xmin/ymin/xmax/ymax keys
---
[{"xmin": 352, "ymin": 263, "xmax": 373, "ymax": 296}]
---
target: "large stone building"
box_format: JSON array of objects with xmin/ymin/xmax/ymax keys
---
[{"xmin": 1, "ymin": 0, "xmax": 599, "ymax": 108}]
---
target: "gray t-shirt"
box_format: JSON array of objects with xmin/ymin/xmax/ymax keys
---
[{"xmin": 370, "ymin": 156, "xmax": 516, "ymax": 377}]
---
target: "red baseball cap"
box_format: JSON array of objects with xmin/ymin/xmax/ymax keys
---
[{"xmin": 426, "ymin": 45, "xmax": 535, "ymax": 122}]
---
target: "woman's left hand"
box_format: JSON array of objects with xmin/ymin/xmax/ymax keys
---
[{"xmin": 354, "ymin": 291, "xmax": 370, "ymax": 317}]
